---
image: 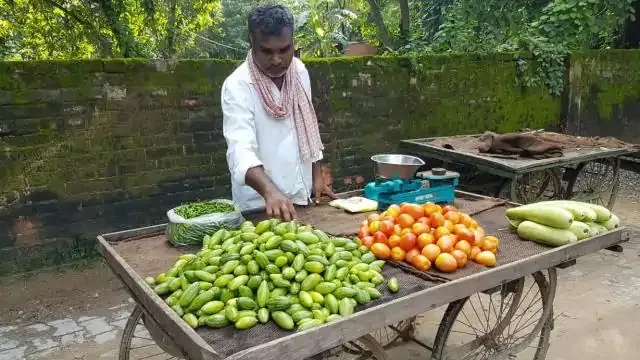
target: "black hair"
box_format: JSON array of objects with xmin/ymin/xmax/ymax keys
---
[{"xmin": 248, "ymin": 4, "xmax": 294, "ymax": 38}]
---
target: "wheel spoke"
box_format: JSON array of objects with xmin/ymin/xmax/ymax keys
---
[
  {"xmin": 130, "ymin": 343, "xmax": 159, "ymax": 351},
  {"xmin": 457, "ymin": 313, "xmax": 484, "ymax": 336},
  {"xmin": 121, "ymin": 306, "xmax": 185, "ymax": 360},
  {"xmin": 568, "ymin": 159, "xmax": 619, "ymax": 208},
  {"xmin": 477, "ymin": 294, "xmax": 491, "ymax": 332},
  {"xmin": 467, "ymin": 297, "xmax": 488, "ymax": 333},
  {"xmin": 433, "ymin": 271, "xmax": 553, "ymax": 360},
  {"xmin": 137, "ymin": 351, "xmax": 173, "ymax": 360}
]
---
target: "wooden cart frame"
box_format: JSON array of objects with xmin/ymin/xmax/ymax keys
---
[
  {"xmin": 400, "ymin": 135, "xmax": 637, "ymax": 209},
  {"xmin": 98, "ymin": 191, "xmax": 628, "ymax": 360}
]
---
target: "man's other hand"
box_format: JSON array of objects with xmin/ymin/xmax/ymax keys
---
[{"xmin": 313, "ymin": 178, "xmax": 337, "ymax": 205}]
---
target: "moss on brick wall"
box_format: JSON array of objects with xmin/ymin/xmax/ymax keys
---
[
  {"xmin": 304, "ymin": 54, "xmax": 560, "ymax": 186},
  {"xmin": 564, "ymin": 50, "xmax": 640, "ymax": 143},
  {"xmin": 2, "ymin": 50, "xmax": 638, "ymax": 274}
]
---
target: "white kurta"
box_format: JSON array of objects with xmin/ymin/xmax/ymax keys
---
[{"xmin": 221, "ymin": 58, "xmax": 322, "ymax": 211}]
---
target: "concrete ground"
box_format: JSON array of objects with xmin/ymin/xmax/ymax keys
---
[{"xmin": 1, "ymin": 195, "xmax": 638, "ymax": 360}]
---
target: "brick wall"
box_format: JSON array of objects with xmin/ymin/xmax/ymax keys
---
[
  {"xmin": 0, "ymin": 54, "xmax": 561, "ymax": 274},
  {"xmin": 564, "ymin": 50, "xmax": 640, "ymax": 143}
]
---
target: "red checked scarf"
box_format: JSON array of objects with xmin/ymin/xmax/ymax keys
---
[{"xmin": 247, "ymin": 51, "xmax": 324, "ymax": 163}]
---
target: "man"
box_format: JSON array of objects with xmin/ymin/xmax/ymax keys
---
[{"xmin": 222, "ymin": 4, "xmax": 336, "ymax": 221}]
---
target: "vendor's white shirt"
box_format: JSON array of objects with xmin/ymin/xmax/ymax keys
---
[{"xmin": 221, "ymin": 58, "xmax": 322, "ymax": 211}]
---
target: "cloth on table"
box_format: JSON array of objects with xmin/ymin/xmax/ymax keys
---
[{"xmin": 475, "ymin": 131, "xmax": 564, "ymax": 159}]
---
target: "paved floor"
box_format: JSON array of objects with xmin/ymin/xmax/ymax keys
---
[{"xmin": 1, "ymin": 197, "xmax": 638, "ymax": 360}]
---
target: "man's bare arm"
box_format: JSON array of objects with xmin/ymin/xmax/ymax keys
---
[
  {"xmin": 312, "ymin": 162, "xmax": 323, "ymax": 189},
  {"xmin": 312, "ymin": 161, "xmax": 337, "ymax": 204}
]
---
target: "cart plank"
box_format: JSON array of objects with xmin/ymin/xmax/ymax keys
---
[
  {"xmin": 98, "ymin": 234, "xmax": 220, "ymax": 360},
  {"xmin": 98, "ymin": 191, "xmax": 627, "ymax": 360},
  {"xmin": 401, "ymin": 134, "xmax": 636, "ymax": 176},
  {"xmin": 227, "ymin": 227, "xmax": 626, "ymax": 360}
]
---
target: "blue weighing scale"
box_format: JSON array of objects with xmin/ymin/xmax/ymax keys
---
[{"xmin": 363, "ymin": 154, "xmax": 459, "ymax": 211}]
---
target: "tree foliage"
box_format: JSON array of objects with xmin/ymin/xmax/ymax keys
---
[
  {"xmin": 0, "ymin": 0, "xmax": 637, "ymax": 71},
  {"xmin": 0, "ymin": 0, "xmax": 221, "ymax": 60}
]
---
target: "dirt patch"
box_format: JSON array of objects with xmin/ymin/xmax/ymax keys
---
[{"xmin": 0, "ymin": 260, "xmax": 130, "ymax": 325}]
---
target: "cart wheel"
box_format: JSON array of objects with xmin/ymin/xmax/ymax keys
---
[
  {"xmin": 497, "ymin": 170, "xmax": 562, "ymax": 204},
  {"xmin": 306, "ymin": 334, "xmax": 389, "ymax": 360},
  {"xmin": 431, "ymin": 268, "xmax": 557, "ymax": 360},
  {"xmin": 566, "ymin": 158, "xmax": 620, "ymax": 209},
  {"xmin": 120, "ymin": 305, "xmax": 185, "ymax": 360},
  {"xmin": 342, "ymin": 319, "xmax": 416, "ymax": 353}
]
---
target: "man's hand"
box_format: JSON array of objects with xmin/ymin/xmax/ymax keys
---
[
  {"xmin": 265, "ymin": 191, "xmax": 297, "ymax": 221},
  {"xmin": 313, "ymin": 177, "xmax": 337, "ymax": 205},
  {"xmin": 245, "ymin": 166, "xmax": 296, "ymax": 221}
]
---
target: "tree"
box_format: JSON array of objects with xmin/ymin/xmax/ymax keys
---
[
  {"xmin": 1, "ymin": 0, "xmax": 636, "ymax": 61},
  {"xmin": 0, "ymin": 0, "xmax": 221, "ymax": 60},
  {"xmin": 294, "ymin": 0, "xmax": 362, "ymax": 57}
]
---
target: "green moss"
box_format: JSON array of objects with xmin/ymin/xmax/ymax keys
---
[{"xmin": 570, "ymin": 50, "xmax": 640, "ymax": 120}]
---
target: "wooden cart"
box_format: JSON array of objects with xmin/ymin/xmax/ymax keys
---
[
  {"xmin": 98, "ymin": 191, "xmax": 627, "ymax": 360},
  {"xmin": 400, "ymin": 133, "xmax": 638, "ymax": 209}
]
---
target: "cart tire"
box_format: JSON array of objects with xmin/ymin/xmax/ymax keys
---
[
  {"xmin": 120, "ymin": 305, "xmax": 185, "ymax": 360},
  {"xmin": 431, "ymin": 268, "xmax": 556, "ymax": 360},
  {"xmin": 306, "ymin": 334, "xmax": 389, "ymax": 360},
  {"xmin": 566, "ymin": 158, "xmax": 620, "ymax": 209},
  {"xmin": 496, "ymin": 170, "xmax": 563, "ymax": 204}
]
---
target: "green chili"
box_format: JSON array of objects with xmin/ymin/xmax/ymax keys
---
[{"xmin": 175, "ymin": 201, "xmax": 235, "ymax": 219}]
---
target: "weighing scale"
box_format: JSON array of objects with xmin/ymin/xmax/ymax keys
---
[{"xmin": 363, "ymin": 154, "xmax": 460, "ymax": 211}]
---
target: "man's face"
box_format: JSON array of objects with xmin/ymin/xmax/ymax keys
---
[{"xmin": 251, "ymin": 27, "xmax": 294, "ymax": 79}]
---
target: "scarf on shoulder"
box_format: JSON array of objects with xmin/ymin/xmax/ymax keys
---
[{"xmin": 247, "ymin": 51, "xmax": 324, "ymax": 163}]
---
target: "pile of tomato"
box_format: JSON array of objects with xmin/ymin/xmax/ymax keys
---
[{"xmin": 357, "ymin": 203, "xmax": 499, "ymax": 273}]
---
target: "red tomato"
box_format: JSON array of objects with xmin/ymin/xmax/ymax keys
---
[
  {"xmin": 472, "ymin": 228, "xmax": 485, "ymax": 247},
  {"xmin": 388, "ymin": 234, "xmax": 402, "ymax": 248},
  {"xmin": 371, "ymin": 243, "xmax": 391, "ymax": 260},
  {"xmin": 435, "ymin": 253, "xmax": 458, "ymax": 273},
  {"xmin": 405, "ymin": 248, "xmax": 421, "ymax": 264},
  {"xmin": 443, "ymin": 220, "xmax": 454, "ymax": 232},
  {"xmin": 400, "ymin": 203, "xmax": 425, "ymax": 219},
  {"xmin": 444, "ymin": 211, "xmax": 461, "ymax": 224},
  {"xmin": 368, "ymin": 220, "xmax": 381, "ymax": 233},
  {"xmin": 455, "ymin": 240, "xmax": 472, "ymax": 257},
  {"xmin": 459, "ymin": 213, "xmax": 474, "ymax": 228},
  {"xmin": 358, "ymin": 226, "xmax": 370, "ymax": 239},
  {"xmin": 441, "ymin": 205, "xmax": 458, "ymax": 214},
  {"xmin": 430, "ymin": 213, "xmax": 445, "ymax": 228},
  {"xmin": 475, "ymin": 251, "xmax": 496, "ymax": 267},
  {"xmin": 456, "ymin": 228, "xmax": 475, "ymax": 243},
  {"xmin": 387, "ymin": 204, "xmax": 401, "ymax": 217},
  {"xmin": 436, "ymin": 235, "xmax": 455, "ymax": 253},
  {"xmin": 412, "ymin": 222, "xmax": 430, "ymax": 235},
  {"xmin": 361, "ymin": 236, "xmax": 375, "ymax": 249},
  {"xmin": 423, "ymin": 202, "xmax": 439, "ymax": 216},
  {"xmin": 373, "ymin": 231, "xmax": 389, "ymax": 245},
  {"xmin": 390, "ymin": 247, "xmax": 406, "ymax": 261},
  {"xmin": 421, "ymin": 244, "xmax": 441, "ymax": 262},
  {"xmin": 481, "ymin": 236, "xmax": 500, "ymax": 254},
  {"xmin": 417, "ymin": 216, "xmax": 430, "ymax": 225},
  {"xmin": 435, "ymin": 226, "xmax": 450, "ymax": 239},
  {"xmin": 411, "ymin": 254, "xmax": 431, "ymax": 271},
  {"xmin": 382, "ymin": 215, "xmax": 396, "ymax": 223},
  {"xmin": 379, "ymin": 220, "xmax": 395, "ymax": 236},
  {"xmin": 397, "ymin": 214, "xmax": 416, "ymax": 229},
  {"xmin": 417, "ymin": 233, "xmax": 435, "ymax": 249},
  {"xmin": 451, "ymin": 249, "xmax": 468, "ymax": 268},
  {"xmin": 398, "ymin": 233, "xmax": 418, "ymax": 251}
]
